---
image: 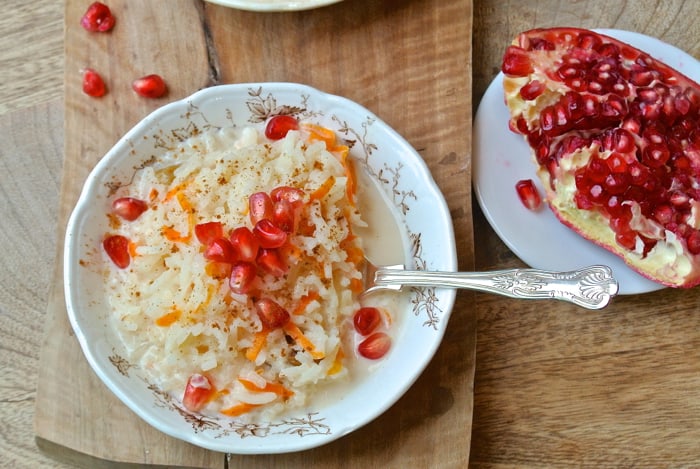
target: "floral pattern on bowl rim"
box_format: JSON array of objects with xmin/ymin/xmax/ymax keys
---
[{"xmin": 65, "ymin": 83, "xmax": 456, "ymax": 454}]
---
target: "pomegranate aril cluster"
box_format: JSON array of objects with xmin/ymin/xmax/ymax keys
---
[
  {"xmin": 196, "ymin": 186, "xmax": 306, "ymax": 297},
  {"xmin": 505, "ymin": 29, "xmax": 700, "ymax": 256}
]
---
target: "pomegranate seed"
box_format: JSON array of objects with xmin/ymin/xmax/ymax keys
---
[
  {"xmin": 272, "ymin": 200, "xmax": 296, "ymax": 233},
  {"xmin": 229, "ymin": 262, "xmax": 257, "ymax": 294},
  {"xmin": 615, "ymin": 230, "xmax": 638, "ymax": 251},
  {"xmin": 182, "ymin": 374, "xmax": 214, "ymax": 412},
  {"xmin": 605, "ymin": 153, "xmax": 628, "ymax": 173},
  {"xmin": 253, "ymin": 219, "xmax": 288, "ymax": 249},
  {"xmin": 195, "ymin": 221, "xmax": 225, "ymax": 245},
  {"xmin": 254, "ymin": 298, "xmax": 290, "ymax": 329},
  {"xmin": 358, "ymin": 332, "xmax": 391, "ymax": 360},
  {"xmin": 132, "ymin": 74, "xmax": 167, "ymax": 98},
  {"xmin": 577, "ymin": 33, "xmax": 602, "ymax": 50},
  {"xmin": 353, "ymin": 307, "xmax": 382, "ymax": 336},
  {"xmin": 574, "ymin": 192, "xmax": 594, "ymax": 210},
  {"xmin": 229, "ymin": 226, "xmax": 259, "ymax": 262},
  {"xmin": 642, "ymin": 143, "xmax": 671, "ymax": 167},
  {"xmin": 604, "ymin": 172, "xmax": 629, "ymax": 195},
  {"xmin": 502, "ymin": 46, "xmax": 533, "ymax": 76},
  {"xmin": 540, "ymin": 106, "xmax": 556, "ymax": 134},
  {"xmin": 687, "ymin": 231, "xmax": 700, "ymax": 255},
  {"xmin": 82, "ymin": 68, "xmax": 106, "ymax": 97},
  {"xmin": 519, "ymin": 80, "xmax": 545, "ymax": 101},
  {"xmin": 610, "ymin": 213, "xmax": 632, "ymax": 234},
  {"xmin": 204, "ymin": 238, "xmax": 236, "ymax": 263},
  {"xmin": 608, "ymin": 196, "xmax": 632, "ymax": 219},
  {"xmin": 270, "ymin": 186, "xmax": 305, "ymax": 206},
  {"xmin": 256, "ymin": 248, "xmax": 288, "ymax": 277},
  {"xmin": 653, "ymin": 204, "xmax": 673, "ymax": 225},
  {"xmin": 675, "ymin": 94, "xmax": 691, "ymax": 115},
  {"xmin": 112, "ymin": 197, "xmax": 147, "ymax": 221},
  {"xmin": 587, "ymin": 157, "xmax": 610, "ymax": 183},
  {"xmin": 527, "ymin": 38, "xmax": 555, "ymax": 51},
  {"xmin": 80, "ymin": 2, "xmax": 115, "ymax": 32},
  {"xmin": 248, "ymin": 192, "xmax": 273, "ymax": 225},
  {"xmin": 587, "ymin": 183, "xmax": 606, "ymax": 203},
  {"xmin": 265, "ymin": 115, "xmax": 299, "ymax": 140},
  {"xmin": 103, "ymin": 235, "xmax": 130, "ymax": 268},
  {"xmin": 515, "ymin": 179, "xmax": 542, "ymax": 210}
]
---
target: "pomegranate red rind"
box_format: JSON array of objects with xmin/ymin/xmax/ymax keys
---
[{"xmin": 502, "ymin": 27, "xmax": 700, "ymax": 288}]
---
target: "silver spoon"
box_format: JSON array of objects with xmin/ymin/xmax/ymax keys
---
[{"xmin": 362, "ymin": 259, "xmax": 619, "ymax": 310}]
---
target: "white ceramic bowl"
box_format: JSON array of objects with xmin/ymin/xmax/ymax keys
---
[
  {"xmin": 64, "ymin": 83, "xmax": 456, "ymax": 454},
  {"xmin": 204, "ymin": 0, "xmax": 342, "ymax": 12}
]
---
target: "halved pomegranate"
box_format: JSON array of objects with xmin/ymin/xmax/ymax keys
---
[{"xmin": 502, "ymin": 27, "xmax": 700, "ymax": 287}]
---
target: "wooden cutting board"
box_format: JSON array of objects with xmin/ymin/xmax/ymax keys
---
[{"xmin": 34, "ymin": 1, "xmax": 475, "ymax": 467}]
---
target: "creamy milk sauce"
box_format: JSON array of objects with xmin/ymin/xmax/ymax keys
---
[{"xmin": 306, "ymin": 160, "xmax": 413, "ymax": 412}]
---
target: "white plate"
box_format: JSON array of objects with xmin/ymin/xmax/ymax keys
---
[
  {"xmin": 205, "ymin": 0, "xmax": 341, "ymax": 11},
  {"xmin": 473, "ymin": 29, "xmax": 700, "ymax": 295},
  {"xmin": 64, "ymin": 83, "xmax": 456, "ymax": 454}
]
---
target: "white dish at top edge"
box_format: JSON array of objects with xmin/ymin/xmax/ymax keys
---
[{"xmin": 204, "ymin": 0, "xmax": 341, "ymax": 11}]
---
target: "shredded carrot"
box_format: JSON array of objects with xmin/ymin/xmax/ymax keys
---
[
  {"xmin": 327, "ymin": 347, "xmax": 344, "ymax": 375},
  {"xmin": 302, "ymin": 123, "xmax": 337, "ymax": 148},
  {"xmin": 163, "ymin": 178, "xmax": 191, "ymax": 202},
  {"xmin": 220, "ymin": 402, "xmax": 261, "ymax": 417},
  {"xmin": 349, "ymin": 277, "xmax": 364, "ymax": 294},
  {"xmin": 309, "ymin": 175, "xmax": 335, "ymax": 201},
  {"xmin": 161, "ymin": 184, "xmax": 196, "ymax": 243},
  {"xmin": 245, "ymin": 330, "xmax": 269, "ymax": 362},
  {"xmin": 301, "ymin": 123, "xmax": 356, "ymax": 204},
  {"xmin": 128, "ymin": 240, "xmax": 139, "ymax": 258},
  {"xmin": 177, "ymin": 192, "xmax": 195, "ymax": 240},
  {"xmin": 148, "ymin": 188, "xmax": 159, "ymax": 201},
  {"xmin": 284, "ymin": 322, "xmax": 325, "ymax": 360},
  {"xmin": 292, "ymin": 291, "xmax": 320, "ymax": 315},
  {"xmin": 297, "ymin": 218, "xmax": 316, "ymax": 236},
  {"xmin": 238, "ymin": 377, "xmax": 294, "ymax": 398},
  {"xmin": 162, "ymin": 225, "xmax": 189, "ymax": 243},
  {"xmin": 204, "ymin": 261, "xmax": 232, "ymax": 280},
  {"xmin": 340, "ymin": 233, "xmax": 364, "ymax": 265},
  {"xmin": 155, "ymin": 307, "xmax": 181, "ymax": 327}
]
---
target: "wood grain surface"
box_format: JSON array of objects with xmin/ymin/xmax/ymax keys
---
[
  {"xmin": 31, "ymin": 0, "xmax": 474, "ymax": 467},
  {"xmin": 471, "ymin": 1, "xmax": 700, "ymax": 468},
  {"xmin": 7, "ymin": 1, "xmax": 700, "ymax": 468}
]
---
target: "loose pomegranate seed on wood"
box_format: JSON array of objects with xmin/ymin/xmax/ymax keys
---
[
  {"xmin": 82, "ymin": 68, "xmax": 107, "ymax": 97},
  {"xmin": 502, "ymin": 27, "xmax": 700, "ymax": 287},
  {"xmin": 80, "ymin": 2, "xmax": 116, "ymax": 32},
  {"xmin": 132, "ymin": 74, "xmax": 167, "ymax": 98}
]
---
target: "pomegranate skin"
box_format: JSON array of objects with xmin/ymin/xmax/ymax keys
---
[{"xmin": 502, "ymin": 27, "xmax": 700, "ymax": 288}]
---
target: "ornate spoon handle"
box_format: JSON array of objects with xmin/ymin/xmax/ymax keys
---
[{"xmin": 373, "ymin": 265, "xmax": 619, "ymax": 310}]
